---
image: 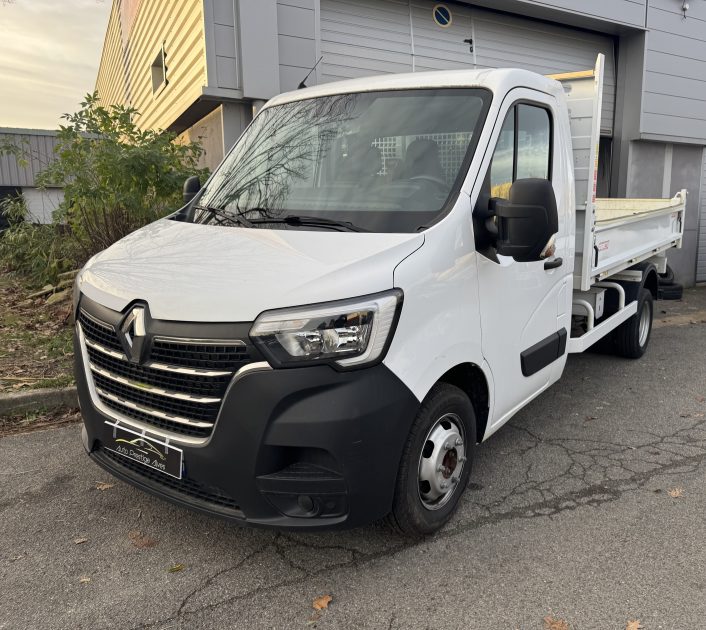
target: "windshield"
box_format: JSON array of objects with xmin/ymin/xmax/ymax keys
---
[{"xmin": 193, "ymin": 88, "xmax": 490, "ymax": 233}]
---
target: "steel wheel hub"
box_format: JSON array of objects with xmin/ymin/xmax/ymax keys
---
[
  {"xmin": 638, "ymin": 300, "xmax": 650, "ymax": 347},
  {"xmin": 417, "ymin": 413, "xmax": 466, "ymax": 511}
]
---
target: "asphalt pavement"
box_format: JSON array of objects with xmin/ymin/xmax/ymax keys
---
[{"xmin": 2, "ymin": 289, "xmax": 706, "ymax": 630}]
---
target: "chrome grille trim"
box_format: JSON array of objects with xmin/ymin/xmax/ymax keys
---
[
  {"xmin": 85, "ymin": 336, "xmax": 232, "ymax": 376},
  {"xmin": 84, "ymin": 337, "xmax": 126, "ymax": 360},
  {"xmin": 144, "ymin": 360, "xmax": 232, "ymax": 377},
  {"xmin": 88, "ymin": 362, "xmax": 223, "ymax": 404},
  {"xmin": 95, "ymin": 387, "xmax": 214, "ymax": 429},
  {"xmin": 153, "ymin": 336, "xmax": 246, "ymax": 346}
]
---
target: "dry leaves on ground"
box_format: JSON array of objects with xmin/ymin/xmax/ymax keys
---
[
  {"xmin": 312, "ymin": 595, "xmax": 333, "ymax": 611},
  {"xmin": 73, "ymin": 537, "xmax": 88, "ymax": 545},
  {"xmin": 626, "ymin": 621, "xmax": 643, "ymax": 630},
  {"xmin": 79, "ymin": 577, "xmax": 91, "ymax": 584},
  {"xmin": 668, "ymin": 487, "xmax": 684, "ymax": 498},
  {"xmin": 128, "ymin": 530, "xmax": 157, "ymax": 549},
  {"xmin": 543, "ymin": 616, "xmax": 570, "ymax": 630},
  {"xmin": 168, "ymin": 563, "xmax": 185, "ymax": 573},
  {"xmin": 95, "ymin": 482, "xmax": 114, "ymax": 491}
]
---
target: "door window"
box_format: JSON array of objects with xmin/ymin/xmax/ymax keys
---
[{"xmin": 489, "ymin": 103, "xmax": 551, "ymax": 199}]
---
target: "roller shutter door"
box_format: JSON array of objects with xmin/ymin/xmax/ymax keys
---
[{"xmin": 320, "ymin": 0, "xmax": 616, "ymax": 135}]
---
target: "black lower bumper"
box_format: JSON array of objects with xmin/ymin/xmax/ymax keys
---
[{"xmin": 76, "ymin": 338, "xmax": 419, "ymax": 530}]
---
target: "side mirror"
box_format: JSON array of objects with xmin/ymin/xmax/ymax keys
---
[
  {"xmin": 183, "ymin": 176, "xmax": 201, "ymax": 205},
  {"xmin": 495, "ymin": 178, "xmax": 558, "ymax": 262}
]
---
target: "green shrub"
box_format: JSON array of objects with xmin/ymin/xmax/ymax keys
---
[
  {"xmin": 37, "ymin": 93, "xmax": 208, "ymax": 258},
  {"xmin": 0, "ymin": 196, "xmax": 78, "ymax": 287},
  {"xmin": 0, "ymin": 93, "xmax": 208, "ymax": 286}
]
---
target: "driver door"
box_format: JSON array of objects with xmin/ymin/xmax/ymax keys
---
[{"xmin": 474, "ymin": 90, "xmax": 571, "ymax": 431}]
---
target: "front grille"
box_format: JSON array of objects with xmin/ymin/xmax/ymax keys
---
[
  {"xmin": 96, "ymin": 445, "xmax": 243, "ymax": 514},
  {"xmin": 79, "ymin": 311, "xmax": 123, "ymax": 353},
  {"xmin": 87, "ymin": 346, "xmax": 232, "ymax": 396},
  {"xmin": 78, "ymin": 308, "xmax": 253, "ymax": 439},
  {"xmin": 150, "ymin": 339, "xmax": 250, "ymax": 371}
]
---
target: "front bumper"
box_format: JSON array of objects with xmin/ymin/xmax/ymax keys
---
[{"xmin": 75, "ymin": 333, "xmax": 419, "ymax": 530}]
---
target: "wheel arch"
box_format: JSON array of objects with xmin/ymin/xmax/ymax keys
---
[
  {"xmin": 437, "ymin": 363, "xmax": 490, "ymax": 443},
  {"xmin": 626, "ymin": 261, "xmax": 659, "ymax": 301}
]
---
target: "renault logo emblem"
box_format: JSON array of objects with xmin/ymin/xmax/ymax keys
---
[{"xmin": 118, "ymin": 305, "xmax": 147, "ymax": 364}]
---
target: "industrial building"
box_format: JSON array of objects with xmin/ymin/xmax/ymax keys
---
[
  {"xmin": 94, "ymin": 0, "xmax": 706, "ymax": 284},
  {"xmin": 0, "ymin": 127, "xmax": 63, "ymax": 225}
]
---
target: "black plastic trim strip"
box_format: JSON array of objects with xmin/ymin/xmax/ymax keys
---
[{"xmin": 521, "ymin": 328, "xmax": 567, "ymax": 377}]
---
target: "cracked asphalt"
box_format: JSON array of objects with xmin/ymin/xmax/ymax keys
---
[{"xmin": 2, "ymin": 289, "xmax": 706, "ymax": 630}]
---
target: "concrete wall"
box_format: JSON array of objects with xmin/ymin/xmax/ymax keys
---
[
  {"xmin": 177, "ymin": 103, "xmax": 251, "ymax": 171},
  {"xmin": 627, "ymin": 141, "xmax": 703, "ymax": 286},
  {"xmin": 698, "ymin": 149, "xmax": 706, "ymax": 283}
]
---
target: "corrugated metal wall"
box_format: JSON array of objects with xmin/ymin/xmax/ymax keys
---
[
  {"xmin": 94, "ymin": 0, "xmax": 207, "ymax": 131},
  {"xmin": 698, "ymin": 149, "xmax": 706, "ymax": 282},
  {"xmin": 0, "ymin": 130, "xmax": 59, "ymax": 188},
  {"xmin": 320, "ymin": 0, "xmax": 616, "ymax": 135}
]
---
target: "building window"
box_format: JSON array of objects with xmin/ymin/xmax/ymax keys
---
[{"xmin": 151, "ymin": 45, "xmax": 167, "ymax": 94}]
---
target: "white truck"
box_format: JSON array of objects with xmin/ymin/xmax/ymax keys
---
[{"xmin": 74, "ymin": 55, "xmax": 686, "ymax": 535}]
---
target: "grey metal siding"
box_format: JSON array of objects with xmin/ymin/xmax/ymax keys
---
[
  {"xmin": 642, "ymin": 0, "xmax": 706, "ymax": 143},
  {"xmin": 277, "ymin": 0, "xmax": 318, "ymax": 92},
  {"xmin": 210, "ymin": 0, "xmax": 239, "ymax": 90},
  {"xmin": 319, "ymin": 0, "xmax": 616, "ymax": 134},
  {"xmin": 0, "ymin": 130, "xmax": 59, "ymax": 188},
  {"xmin": 470, "ymin": 7, "xmax": 615, "ymax": 135},
  {"xmin": 512, "ymin": 0, "xmax": 646, "ymax": 28},
  {"xmin": 320, "ymin": 0, "xmax": 413, "ymax": 82},
  {"xmin": 698, "ymin": 149, "xmax": 706, "ymax": 282}
]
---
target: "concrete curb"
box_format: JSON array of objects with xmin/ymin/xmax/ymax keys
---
[{"xmin": 0, "ymin": 387, "xmax": 78, "ymax": 417}]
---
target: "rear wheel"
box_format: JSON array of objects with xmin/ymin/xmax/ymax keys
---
[
  {"xmin": 613, "ymin": 288, "xmax": 653, "ymax": 358},
  {"xmin": 387, "ymin": 383, "xmax": 476, "ymax": 537}
]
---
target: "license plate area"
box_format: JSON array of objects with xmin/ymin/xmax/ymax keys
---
[{"xmin": 104, "ymin": 422, "xmax": 183, "ymax": 479}]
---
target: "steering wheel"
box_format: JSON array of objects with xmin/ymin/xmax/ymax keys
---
[{"xmin": 409, "ymin": 175, "xmax": 448, "ymax": 191}]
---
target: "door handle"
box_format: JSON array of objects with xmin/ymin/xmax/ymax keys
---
[{"xmin": 544, "ymin": 257, "xmax": 563, "ymax": 270}]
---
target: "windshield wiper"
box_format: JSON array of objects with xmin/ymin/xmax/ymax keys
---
[
  {"xmin": 248, "ymin": 215, "xmax": 366, "ymax": 232},
  {"xmin": 194, "ymin": 205, "xmax": 254, "ymax": 228}
]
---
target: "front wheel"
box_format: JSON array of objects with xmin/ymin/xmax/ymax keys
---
[
  {"xmin": 387, "ymin": 383, "xmax": 476, "ymax": 537},
  {"xmin": 613, "ymin": 287, "xmax": 653, "ymax": 358}
]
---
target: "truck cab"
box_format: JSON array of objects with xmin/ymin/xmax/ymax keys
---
[{"xmin": 74, "ymin": 56, "xmax": 686, "ymax": 535}]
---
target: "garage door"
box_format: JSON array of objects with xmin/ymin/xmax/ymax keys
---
[
  {"xmin": 320, "ymin": 0, "xmax": 616, "ymax": 135},
  {"xmin": 698, "ymin": 149, "xmax": 706, "ymax": 283}
]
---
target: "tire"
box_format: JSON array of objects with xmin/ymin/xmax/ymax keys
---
[
  {"xmin": 613, "ymin": 288, "xmax": 653, "ymax": 359},
  {"xmin": 658, "ymin": 282, "xmax": 683, "ymax": 301},
  {"xmin": 387, "ymin": 383, "xmax": 476, "ymax": 537}
]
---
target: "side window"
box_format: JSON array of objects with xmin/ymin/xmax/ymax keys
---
[
  {"xmin": 516, "ymin": 104, "xmax": 551, "ymax": 180},
  {"xmin": 489, "ymin": 103, "xmax": 552, "ymax": 199}
]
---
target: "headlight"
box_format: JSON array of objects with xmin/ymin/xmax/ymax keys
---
[{"xmin": 250, "ymin": 289, "xmax": 403, "ymax": 369}]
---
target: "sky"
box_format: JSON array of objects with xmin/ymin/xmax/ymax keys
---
[{"xmin": 0, "ymin": 0, "xmax": 112, "ymax": 129}]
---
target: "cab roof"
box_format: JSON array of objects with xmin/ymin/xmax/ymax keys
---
[{"xmin": 264, "ymin": 67, "xmax": 563, "ymax": 109}]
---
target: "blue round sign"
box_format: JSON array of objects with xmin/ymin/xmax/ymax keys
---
[{"xmin": 433, "ymin": 4, "xmax": 452, "ymax": 27}]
